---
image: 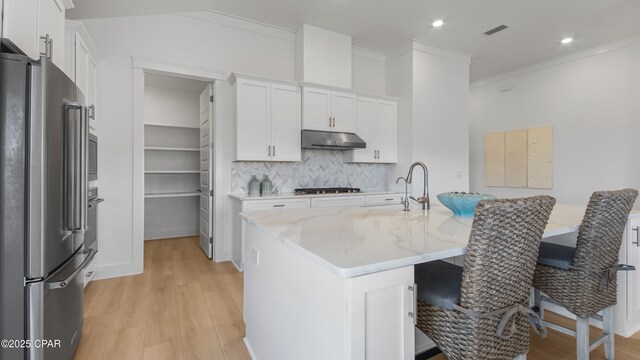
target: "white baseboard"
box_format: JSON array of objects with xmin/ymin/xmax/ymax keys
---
[
  {"xmin": 144, "ymin": 227, "xmax": 198, "ymax": 240},
  {"xmin": 92, "ymin": 261, "xmax": 142, "ymax": 281},
  {"xmin": 243, "ymin": 338, "xmax": 257, "ymax": 360}
]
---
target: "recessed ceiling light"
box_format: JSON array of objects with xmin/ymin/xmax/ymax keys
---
[
  {"xmin": 561, "ymin": 37, "xmax": 573, "ymax": 44},
  {"xmin": 432, "ymin": 19, "xmax": 444, "ymax": 28}
]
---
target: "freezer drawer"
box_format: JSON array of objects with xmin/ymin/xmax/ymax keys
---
[{"xmin": 27, "ymin": 248, "xmax": 96, "ymax": 360}]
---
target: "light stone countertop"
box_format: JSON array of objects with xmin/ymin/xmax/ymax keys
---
[
  {"xmin": 229, "ymin": 190, "xmax": 404, "ymax": 201},
  {"xmin": 241, "ymin": 204, "xmax": 640, "ymax": 278}
]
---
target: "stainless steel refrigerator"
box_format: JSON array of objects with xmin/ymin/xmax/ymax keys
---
[{"xmin": 0, "ymin": 51, "xmax": 96, "ymax": 360}]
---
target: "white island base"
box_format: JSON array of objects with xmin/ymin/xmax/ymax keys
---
[
  {"xmin": 243, "ymin": 223, "xmax": 426, "ymax": 360},
  {"xmin": 240, "ymin": 204, "xmax": 628, "ymax": 360}
]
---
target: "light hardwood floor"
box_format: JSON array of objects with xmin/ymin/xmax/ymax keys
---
[{"xmin": 75, "ymin": 237, "xmax": 640, "ymax": 360}]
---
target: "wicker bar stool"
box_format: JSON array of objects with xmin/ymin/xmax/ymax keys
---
[
  {"xmin": 532, "ymin": 189, "xmax": 638, "ymax": 360},
  {"xmin": 414, "ymin": 196, "xmax": 556, "ymax": 360}
]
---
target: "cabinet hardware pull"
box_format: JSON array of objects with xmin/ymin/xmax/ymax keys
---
[
  {"xmin": 40, "ymin": 34, "xmax": 50, "ymax": 58},
  {"xmin": 329, "ymin": 117, "xmax": 332, "ymax": 127},
  {"xmin": 273, "ymin": 204, "xmax": 285, "ymax": 207},
  {"xmin": 49, "ymin": 37, "xmax": 53, "ymax": 60},
  {"xmin": 268, "ymin": 145, "xmax": 271, "ymax": 156},
  {"xmin": 408, "ymin": 284, "xmax": 417, "ymax": 325},
  {"xmin": 385, "ymin": 198, "xmax": 394, "ymax": 201},
  {"xmin": 633, "ymin": 227, "xmax": 639, "ymax": 247},
  {"xmin": 273, "ymin": 145, "xmax": 276, "ymax": 157}
]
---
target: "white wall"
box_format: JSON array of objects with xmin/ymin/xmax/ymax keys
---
[
  {"xmin": 469, "ymin": 37, "xmax": 640, "ymax": 208},
  {"xmin": 352, "ymin": 47, "xmax": 386, "ymax": 95},
  {"xmin": 386, "ymin": 42, "xmax": 471, "ymax": 198},
  {"xmin": 83, "ymin": 11, "xmax": 387, "ymax": 278},
  {"xmin": 144, "ymin": 84, "xmax": 200, "ymax": 128}
]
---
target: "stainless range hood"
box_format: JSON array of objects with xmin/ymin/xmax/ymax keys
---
[{"xmin": 301, "ymin": 130, "xmax": 366, "ymax": 150}]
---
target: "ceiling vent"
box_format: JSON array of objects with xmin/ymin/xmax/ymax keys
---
[{"xmin": 484, "ymin": 25, "xmax": 509, "ymax": 36}]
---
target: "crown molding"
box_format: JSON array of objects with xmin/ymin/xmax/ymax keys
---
[{"xmin": 471, "ymin": 34, "xmax": 640, "ymax": 89}]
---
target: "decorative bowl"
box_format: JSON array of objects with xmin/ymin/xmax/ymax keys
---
[{"xmin": 437, "ymin": 192, "xmax": 497, "ymax": 217}]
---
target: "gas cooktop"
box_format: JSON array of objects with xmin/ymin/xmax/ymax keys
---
[{"xmin": 294, "ymin": 187, "xmax": 361, "ymax": 195}]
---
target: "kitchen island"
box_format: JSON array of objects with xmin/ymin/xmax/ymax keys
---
[{"xmin": 239, "ymin": 204, "xmax": 615, "ymax": 360}]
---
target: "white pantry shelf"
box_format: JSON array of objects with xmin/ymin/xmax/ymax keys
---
[
  {"xmin": 145, "ymin": 146, "xmax": 200, "ymax": 152},
  {"xmin": 144, "ymin": 192, "xmax": 200, "ymax": 199},
  {"xmin": 144, "ymin": 170, "xmax": 200, "ymax": 174},
  {"xmin": 144, "ymin": 123, "xmax": 199, "ymax": 130}
]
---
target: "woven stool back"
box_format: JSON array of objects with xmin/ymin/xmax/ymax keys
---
[
  {"xmin": 460, "ymin": 196, "xmax": 556, "ymax": 314},
  {"xmin": 572, "ymin": 189, "xmax": 638, "ymax": 269}
]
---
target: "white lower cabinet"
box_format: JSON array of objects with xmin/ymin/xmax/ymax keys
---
[
  {"xmin": 243, "ymin": 223, "xmax": 415, "ymax": 360},
  {"xmin": 616, "ymin": 216, "xmax": 640, "ymax": 336},
  {"xmin": 232, "ymin": 198, "xmax": 311, "ymax": 270},
  {"xmin": 346, "ymin": 265, "xmax": 416, "ymax": 359},
  {"xmin": 311, "ymin": 196, "xmax": 365, "ymax": 208}
]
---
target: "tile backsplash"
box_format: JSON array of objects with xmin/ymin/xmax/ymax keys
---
[{"xmin": 231, "ymin": 150, "xmax": 389, "ymax": 194}]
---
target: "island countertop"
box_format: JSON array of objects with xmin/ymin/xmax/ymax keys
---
[{"xmin": 241, "ymin": 204, "xmax": 639, "ymax": 278}]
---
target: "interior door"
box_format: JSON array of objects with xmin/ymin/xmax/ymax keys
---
[{"xmin": 199, "ymin": 83, "xmax": 214, "ymax": 259}]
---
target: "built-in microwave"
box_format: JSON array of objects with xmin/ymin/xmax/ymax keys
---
[{"xmin": 89, "ymin": 133, "xmax": 98, "ymax": 181}]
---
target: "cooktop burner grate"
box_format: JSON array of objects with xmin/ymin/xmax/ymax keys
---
[{"xmin": 294, "ymin": 187, "xmax": 361, "ymax": 195}]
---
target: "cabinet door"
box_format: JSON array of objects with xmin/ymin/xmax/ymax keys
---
[
  {"xmin": 38, "ymin": 0, "xmax": 65, "ymax": 68},
  {"xmin": 347, "ymin": 265, "xmax": 415, "ymax": 359},
  {"xmin": 302, "ymin": 87, "xmax": 332, "ymax": 131},
  {"xmin": 74, "ymin": 33, "xmax": 90, "ymax": 102},
  {"xmin": 236, "ymin": 79, "xmax": 270, "ymax": 161},
  {"xmin": 270, "ymin": 84, "xmax": 301, "ymax": 161},
  {"xmin": 351, "ymin": 97, "xmax": 376, "ymax": 162},
  {"xmin": 87, "ymin": 55, "xmax": 97, "ymax": 129},
  {"xmin": 626, "ymin": 218, "xmax": 640, "ymax": 329},
  {"xmin": 243, "ymin": 198, "xmax": 311, "ymax": 211},
  {"xmin": 310, "ymin": 196, "xmax": 365, "ymax": 208},
  {"xmin": 2, "ymin": 0, "xmax": 39, "ymax": 59},
  {"xmin": 331, "ymin": 90, "xmax": 356, "ymax": 132},
  {"xmin": 375, "ymin": 100, "xmax": 398, "ymax": 163}
]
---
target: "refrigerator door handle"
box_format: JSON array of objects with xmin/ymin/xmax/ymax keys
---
[
  {"xmin": 46, "ymin": 248, "xmax": 96, "ymax": 290},
  {"xmin": 64, "ymin": 104, "xmax": 89, "ymax": 233},
  {"xmin": 87, "ymin": 198, "xmax": 104, "ymax": 209}
]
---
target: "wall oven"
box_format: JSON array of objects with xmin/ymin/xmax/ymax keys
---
[{"xmin": 89, "ymin": 133, "xmax": 98, "ymax": 181}]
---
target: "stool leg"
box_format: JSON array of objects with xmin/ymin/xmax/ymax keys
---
[
  {"xmin": 576, "ymin": 316, "xmax": 590, "ymax": 360},
  {"xmin": 533, "ymin": 288, "xmax": 543, "ymax": 319},
  {"xmin": 603, "ymin": 306, "xmax": 615, "ymax": 359}
]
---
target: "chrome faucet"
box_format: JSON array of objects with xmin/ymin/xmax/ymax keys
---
[
  {"xmin": 405, "ymin": 162, "xmax": 430, "ymax": 210},
  {"xmin": 395, "ymin": 176, "xmax": 410, "ymax": 211}
]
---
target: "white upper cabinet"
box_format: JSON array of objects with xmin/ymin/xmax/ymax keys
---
[
  {"xmin": 375, "ymin": 100, "xmax": 398, "ymax": 163},
  {"xmin": 330, "ymin": 90, "xmax": 356, "ymax": 132},
  {"xmin": 74, "ymin": 32, "xmax": 89, "ymax": 98},
  {"xmin": 270, "ymin": 83, "xmax": 301, "ymax": 161},
  {"xmin": 66, "ymin": 24, "xmax": 99, "ymax": 130},
  {"xmin": 236, "ymin": 78, "xmax": 270, "ymax": 161},
  {"xmin": 232, "ymin": 74, "xmax": 301, "ymax": 162},
  {"xmin": 301, "ymin": 87, "xmax": 332, "ymax": 130},
  {"xmin": 38, "ymin": 0, "xmax": 65, "ymax": 68},
  {"xmin": 1, "ymin": 0, "xmax": 39, "ymax": 59},
  {"xmin": 345, "ymin": 96, "xmax": 398, "ymax": 163},
  {"xmin": 1, "ymin": 0, "xmax": 66, "ymax": 68},
  {"xmin": 302, "ymin": 86, "xmax": 356, "ymax": 133}
]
